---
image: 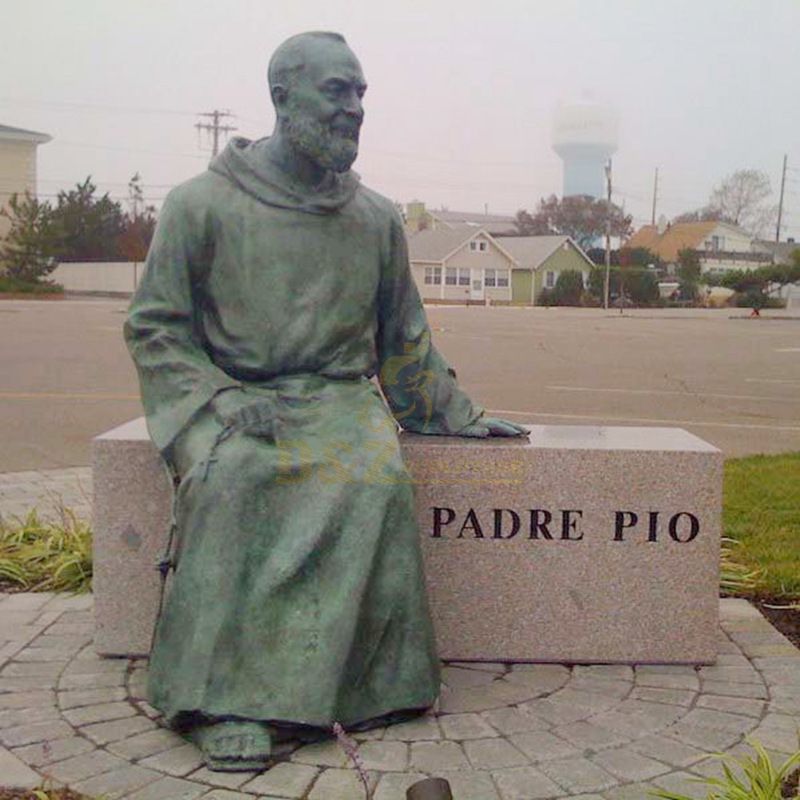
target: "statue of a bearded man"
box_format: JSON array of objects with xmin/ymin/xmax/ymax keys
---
[{"xmin": 125, "ymin": 30, "xmax": 525, "ymax": 772}]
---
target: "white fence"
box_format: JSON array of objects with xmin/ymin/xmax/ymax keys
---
[{"xmin": 51, "ymin": 261, "xmax": 143, "ymax": 294}]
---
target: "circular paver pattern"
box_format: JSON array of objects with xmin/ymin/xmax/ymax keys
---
[{"xmin": 0, "ymin": 596, "xmax": 798, "ymax": 800}]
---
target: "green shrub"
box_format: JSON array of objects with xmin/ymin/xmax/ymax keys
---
[
  {"xmin": 733, "ymin": 292, "xmax": 785, "ymax": 309},
  {"xmin": 0, "ymin": 275, "xmax": 63, "ymax": 294},
  {"xmin": 551, "ymin": 269, "xmax": 584, "ymax": 306},
  {"xmin": 650, "ymin": 737, "xmax": 800, "ymax": 800},
  {"xmin": 0, "ymin": 509, "xmax": 92, "ymax": 593},
  {"xmin": 587, "ymin": 266, "xmax": 660, "ymax": 306},
  {"xmin": 537, "ymin": 287, "xmax": 556, "ymax": 306}
]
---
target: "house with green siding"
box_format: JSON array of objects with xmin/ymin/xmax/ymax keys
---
[
  {"xmin": 499, "ymin": 235, "xmax": 596, "ymax": 304},
  {"xmin": 407, "ymin": 225, "xmax": 594, "ymax": 305}
]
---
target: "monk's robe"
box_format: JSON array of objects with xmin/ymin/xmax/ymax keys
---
[{"xmin": 125, "ymin": 137, "xmax": 482, "ymax": 730}]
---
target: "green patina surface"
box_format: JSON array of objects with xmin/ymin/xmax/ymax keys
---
[
  {"xmin": 125, "ymin": 139, "xmax": 483, "ymax": 730},
  {"xmin": 125, "ymin": 33, "xmax": 523, "ymax": 766}
]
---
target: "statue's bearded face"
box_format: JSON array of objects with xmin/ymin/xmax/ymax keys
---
[{"xmin": 282, "ymin": 44, "xmax": 366, "ymax": 174}]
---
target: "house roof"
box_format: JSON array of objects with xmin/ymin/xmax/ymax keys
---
[
  {"xmin": 0, "ymin": 124, "xmax": 52, "ymax": 144},
  {"xmin": 430, "ymin": 209, "xmax": 517, "ymax": 234},
  {"xmin": 753, "ymin": 239, "xmax": 800, "ymax": 264},
  {"xmin": 500, "ymin": 235, "xmax": 595, "ymax": 271},
  {"xmin": 627, "ymin": 220, "xmax": 756, "ymax": 263},
  {"xmin": 408, "ymin": 225, "xmax": 488, "ymax": 261}
]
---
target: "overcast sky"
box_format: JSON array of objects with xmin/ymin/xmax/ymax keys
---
[{"xmin": 4, "ymin": 0, "xmax": 800, "ymax": 236}]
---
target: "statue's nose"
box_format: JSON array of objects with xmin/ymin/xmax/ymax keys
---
[{"xmin": 341, "ymin": 91, "xmax": 363, "ymax": 121}]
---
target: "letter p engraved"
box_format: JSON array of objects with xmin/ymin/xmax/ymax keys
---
[
  {"xmin": 613, "ymin": 511, "xmax": 638, "ymax": 541},
  {"xmin": 431, "ymin": 507, "xmax": 456, "ymax": 538}
]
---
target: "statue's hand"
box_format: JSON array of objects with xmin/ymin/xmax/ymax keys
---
[{"xmin": 459, "ymin": 417, "xmax": 528, "ymax": 439}]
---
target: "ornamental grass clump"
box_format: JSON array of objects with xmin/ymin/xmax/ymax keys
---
[
  {"xmin": 719, "ymin": 537, "xmax": 761, "ymax": 595},
  {"xmin": 0, "ymin": 508, "xmax": 92, "ymax": 593},
  {"xmin": 651, "ymin": 738, "xmax": 800, "ymax": 800}
]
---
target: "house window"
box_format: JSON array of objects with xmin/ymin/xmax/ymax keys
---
[
  {"xmin": 497, "ymin": 270, "xmax": 509, "ymax": 287},
  {"xmin": 458, "ymin": 268, "xmax": 470, "ymax": 286},
  {"xmin": 424, "ymin": 267, "xmax": 441, "ymax": 285},
  {"xmin": 469, "ymin": 240, "xmax": 488, "ymax": 252},
  {"xmin": 445, "ymin": 267, "xmax": 458, "ymax": 285},
  {"xmin": 545, "ymin": 270, "xmax": 556, "ymax": 288},
  {"xmin": 484, "ymin": 269, "xmax": 496, "ymax": 287}
]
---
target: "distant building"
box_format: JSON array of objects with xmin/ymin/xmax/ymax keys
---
[
  {"xmin": 626, "ymin": 220, "xmax": 771, "ymax": 275},
  {"xmin": 404, "ymin": 201, "xmax": 516, "ymax": 236},
  {"xmin": 407, "ymin": 224, "xmax": 594, "ymax": 305},
  {"xmin": 499, "ymin": 235, "xmax": 595, "ymax": 304},
  {"xmin": 752, "ymin": 238, "xmax": 800, "ymax": 266},
  {"xmin": 0, "ymin": 123, "xmax": 52, "ymax": 240}
]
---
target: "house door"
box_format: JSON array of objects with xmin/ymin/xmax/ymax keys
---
[{"xmin": 470, "ymin": 269, "xmax": 484, "ymax": 301}]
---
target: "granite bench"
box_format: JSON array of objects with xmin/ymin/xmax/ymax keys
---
[{"xmin": 93, "ymin": 419, "xmax": 722, "ymax": 663}]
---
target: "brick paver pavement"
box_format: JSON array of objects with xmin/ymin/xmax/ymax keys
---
[
  {"xmin": 0, "ymin": 593, "xmax": 797, "ymax": 799},
  {"xmin": 1, "ymin": 475, "xmax": 798, "ymax": 798},
  {"xmin": 0, "ymin": 467, "xmax": 92, "ymax": 524}
]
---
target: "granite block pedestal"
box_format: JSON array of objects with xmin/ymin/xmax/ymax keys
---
[{"xmin": 93, "ymin": 419, "xmax": 722, "ymax": 663}]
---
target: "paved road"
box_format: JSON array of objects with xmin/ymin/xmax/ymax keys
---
[{"xmin": 1, "ymin": 298, "xmax": 798, "ymax": 471}]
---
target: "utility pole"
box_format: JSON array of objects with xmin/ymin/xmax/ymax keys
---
[
  {"xmin": 603, "ymin": 159, "xmax": 612, "ymax": 310},
  {"xmin": 196, "ymin": 110, "xmax": 237, "ymax": 157},
  {"xmin": 776, "ymin": 154, "xmax": 788, "ymax": 243},
  {"xmin": 651, "ymin": 167, "xmax": 659, "ymax": 226}
]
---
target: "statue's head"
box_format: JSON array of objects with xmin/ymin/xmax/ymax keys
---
[{"xmin": 268, "ymin": 32, "xmax": 366, "ymax": 173}]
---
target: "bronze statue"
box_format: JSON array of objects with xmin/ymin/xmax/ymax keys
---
[{"xmin": 125, "ymin": 31, "xmax": 525, "ymax": 772}]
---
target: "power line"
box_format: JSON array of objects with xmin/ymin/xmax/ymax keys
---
[
  {"xmin": 51, "ymin": 139, "xmax": 206, "ymax": 160},
  {"xmin": 0, "ymin": 96, "xmax": 198, "ymax": 117}
]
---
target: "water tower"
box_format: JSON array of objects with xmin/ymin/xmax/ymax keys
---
[{"xmin": 552, "ymin": 102, "xmax": 618, "ymax": 199}]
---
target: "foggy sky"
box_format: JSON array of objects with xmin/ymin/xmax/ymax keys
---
[{"xmin": 4, "ymin": 0, "xmax": 800, "ymax": 236}]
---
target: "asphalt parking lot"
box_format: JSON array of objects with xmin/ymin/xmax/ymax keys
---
[{"xmin": 1, "ymin": 298, "xmax": 798, "ymax": 471}]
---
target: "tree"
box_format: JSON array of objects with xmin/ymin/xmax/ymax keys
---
[
  {"xmin": 673, "ymin": 207, "xmax": 728, "ymax": 225},
  {"xmin": 514, "ymin": 194, "xmax": 632, "ymax": 249},
  {"xmin": 0, "ymin": 193, "xmax": 59, "ymax": 282},
  {"xmin": 707, "ymin": 169, "xmax": 776, "ymax": 237},
  {"xmin": 676, "ymin": 248, "xmax": 702, "ymax": 301},
  {"xmin": 586, "ymin": 246, "xmax": 662, "ymax": 270},
  {"xmin": 513, "ymin": 208, "xmax": 550, "ymax": 237},
  {"xmin": 51, "ymin": 177, "xmax": 126, "ymax": 262},
  {"xmin": 551, "ymin": 270, "xmax": 584, "ymax": 306},
  {"xmin": 117, "ymin": 173, "xmax": 156, "ymax": 262},
  {"xmin": 618, "ymin": 246, "xmax": 663, "ymax": 269},
  {"xmin": 720, "ymin": 258, "xmax": 800, "ymax": 308},
  {"xmin": 588, "ymin": 266, "xmax": 659, "ymax": 306}
]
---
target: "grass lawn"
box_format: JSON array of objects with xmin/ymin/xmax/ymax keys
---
[{"xmin": 723, "ymin": 452, "xmax": 800, "ymax": 600}]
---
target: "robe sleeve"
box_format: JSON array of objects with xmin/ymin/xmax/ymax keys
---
[
  {"xmin": 376, "ymin": 209, "xmax": 484, "ymax": 435},
  {"xmin": 124, "ymin": 187, "xmax": 241, "ymax": 457}
]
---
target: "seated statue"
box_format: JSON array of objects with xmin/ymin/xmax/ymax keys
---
[{"xmin": 125, "ymin": 30, "xmax": 525, "ymax": 772}]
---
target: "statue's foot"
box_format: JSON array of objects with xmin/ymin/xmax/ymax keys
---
[{"xmin": 190, "ymin": 720, "xmax": 273, "ymax": 772}]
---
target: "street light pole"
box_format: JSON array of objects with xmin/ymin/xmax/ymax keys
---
[{"xmin": 603, "ymin": 159, "xmax": 613, "ymax": 310}]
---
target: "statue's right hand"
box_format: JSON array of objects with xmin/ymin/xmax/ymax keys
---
[{"xmin": 170, "ymin": 388, "xmax": 244, "ymax": 478}]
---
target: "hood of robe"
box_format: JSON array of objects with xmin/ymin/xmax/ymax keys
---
[{"xmin": 209, "ymin": 136, "xmax": 361, "ymax": 214}]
